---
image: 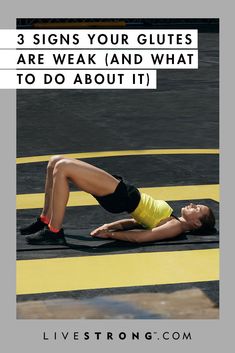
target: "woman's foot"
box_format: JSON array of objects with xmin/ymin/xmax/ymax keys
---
[
  {"xmin": 25, "ymin": 228, "xmax": 66, "ymax": 245},
  {"xmin": 20, "ymin": 218, "xmax": 46, "ymax": 235}
]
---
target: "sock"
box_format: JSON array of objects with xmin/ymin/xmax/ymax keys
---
[
  {"xmin": 40, "ymin": 215, "xmax": 50, "ymax": 225},
  {"xmin": 48, "ymin": 224, "xmax": 61, "ymax": 233}
]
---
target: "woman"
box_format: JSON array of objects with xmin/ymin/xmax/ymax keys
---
[{"xmin": 20, "ymin": 155, "xmax": 215, "ymax": 245}]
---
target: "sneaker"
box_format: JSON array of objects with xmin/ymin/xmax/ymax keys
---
[
  {"xmin": 26, "ymin": 228, "xmax": 67, "ymax": 245},
  {"xmin": 20, "ymin": 217, "xmax": 46, "ymax": 235}
]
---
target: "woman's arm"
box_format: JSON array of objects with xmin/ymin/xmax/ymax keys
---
[
  {"xmin": 91, "ymin": 219, "xmax": 183, "ymax": 243},
  {"xmin": 90, "ymin": 218, "xmax": 143, "ymax": 236}
]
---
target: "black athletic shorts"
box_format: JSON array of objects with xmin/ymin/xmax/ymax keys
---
[{"xmin": 93, "ymin": 175, "xmax": 141, "ymax": 214}]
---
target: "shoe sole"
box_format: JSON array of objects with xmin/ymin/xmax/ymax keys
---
[{"xmin": 26, "ymin": 239, "xmax": 67, "ymax": 246}]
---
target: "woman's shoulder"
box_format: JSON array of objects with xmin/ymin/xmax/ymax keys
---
[
  {"xmin": 151, "ymin": 216, "xmax": 184, "ymax": 240},
  {"xmin": 157, "ymin": 215, "xmax": 181, "ymax": 227}
]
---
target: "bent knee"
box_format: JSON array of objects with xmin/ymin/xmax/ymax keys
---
[
  {"xmin": 53, "ymin": 158, "xmax": 71, "ymax": 176},
  {"xmin": 47, "ymin": 155, "xmax": 65, "ymax": 170}
]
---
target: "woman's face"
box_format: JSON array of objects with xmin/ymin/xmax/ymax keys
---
[{"xmin": 181, "ymin": 203, "xmax": 209, "ymax": 227}]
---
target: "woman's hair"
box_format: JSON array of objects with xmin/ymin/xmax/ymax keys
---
[{"xmin": 197, "ymin": 207, "xmax": 216, "ymax": 234}]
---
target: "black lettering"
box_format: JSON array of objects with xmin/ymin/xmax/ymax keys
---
[
  {"xmin": 84, "ymin": 332, "xmax": 89, "ymax": 340},
  {"xmin": 73, "ymin": 332, "xmax": 79, "ymax": 340},
  {"xmin": 168, "ymin": 33, "xmax": 174, "ymax": 45},
  {"xmin": 119, "ymin": 332, "xmax": 126, "ymax": 340},
  {"xmin": 137, "ymin": 34, "xmax": 146, "ymax": 45},
  {"xmin": 88, "ymin": 33, "xmax": 96, "ymax": 45},
  {"xmin": 138, "ymin": 73, "xmax": 144, "ymax": 84},
  {"xmin": 28, "ymin": 54, "xmax": 36, "ymax": 65},
  {"xmin": 110, "ymin": 54, "xmax": 119, "ymax": 64},
  {"xmin": 43, "ymin": 332, "xmax": 49, "ymax": 340},
  {"xmin": 132, "ymin": 332, "xmax": 139, "ymax": 340},
  {"xmin": 95, "ymin": 74, "xmax": 104, "ymax": 84},
  {"xmin": 88, "ymin": 33, "xmax": 128, "ymax": 45},
  {"xmin": 61, "ymin": 332, "xmax": 69, "ymax": 340},
  {"xmin": 133, "ymin": 73, "xmax": 136, "ymax": 84},
  {"xmin": 122, "ymin": 34, "xmax": 129, "ymax": 45},
  {"xmin": 33, "ymin": 33, "xmax": 79, "ymax": 45},
  {"xmin": 44, "ymin": 74, "xmax": 53, "ymax": 84},
  {"xmin": 163, "ymin": 332, "xmax": 170, "ymax": 340},
  {"xmin": 183, "ymin": 332, "xmax": 192, "ymax": 340},
  {"xmin": 17, "ymin": 54, "xmax": 26, "ymax": 65},
  {"xmin": 185, "ymin": 34, "xmax": 192, "ymax": 45},
  {"xmin": 134, "ymin": 54, "xmax": 142, "ymax": 64},
  {"xmin": 17, "ymin": 53, "xmax": 44, "ymax": 65},
  {"xmin": 157, "ymin": 34, "xmax": 165, "ymax": 45},
  {"xmin": 72, "ymin": 34, "xmax": 80, "ymax": 45},
  {"xmin": 17, "ymin": 34, "xmax": 24, "ymax": 45},
  {"xmin": 187, "ymin": 53, "xmax": 194, "ymax": 64},
  {"xmin": 88, "ymin": 54, "xmax": 96, "ymax": 64},
  {"xmin": 95, "ymin": 332, "xmax": 101, "ymax": 340},
  {"xmin": 98, "ymin": 34, "xmax": 108, "ymax": 44},
  {"xmin": 76, "ymin": 54, "xmax": 85, "ymax": 64},
  {"xmin": 37, "ymin": 54, "xmax": 44, "ymax": 64},
  {"xmin": 176, "ymin": 34, "xmax": 183, "ymax": 44},
  {"xmin": 151, "ymin": 53, "xmax": 164, "ymax": 65},
  {"xmin": 166, "ymin": 54, "xmax": 174, "ymax": 64},
  {"xmin": 107, "ymin": 332, "xmax": 113, "ymax": 340},
  {"xmin": 107, "ymin": 74, "xmax": 115, "ymax": 84},
  {"xmin": 177, "ymin": 54, "xmax": 186, "ymax": 64},
  {"xmin": 112, "ymin": 34, "xmax": 119, "ymax": 45},
  {"xmin": 54, "ymin": 74, "xmax": 65, "ymax": 84},
  {"xmin": 60, "ymin": 34, "xmax": 69, "ymax": 45},
  {"xmin": 73, "ymin": 74, "xmax": 82, "ymax": 84},
  {"xmin": 24, "ymin": 74, "xmax": 35, "ymax": 84},
  {"xmin": 85, "ymin": 74, "xmax": 92, "ymax": 84},
  {"xmin": 48, "ymin": 34, "xmax": 57, "ymax": 45},
  {"xmin": 17, "ymin": 73, "xmax": 23, "ymax": 84},
  {"xmin": 145, "ymin": 332, "xmax": 152, "ymax": 340},
  {"xmin": 33, "ymin": 34, "xmax": 40, "ymax": 45},
  {"xmin": 118, "ymin": 74, "xmax": 124, "ymax": 84},
  {"xmin": 149, "ymin": 33, "xmax": 155, "ymax": 44},
  {"xmin": 172, "ymin": 332, "xmax": 180, "ymax": 340},
  {"xmin": 53, "ymin": 53, "xmax": 66, "ymax": 65}
]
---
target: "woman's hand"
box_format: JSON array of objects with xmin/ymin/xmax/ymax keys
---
[
  {"xmin": 90, "ymin": 224, "xmax": 114, "ymax": 238},
  {"xmin": 90, "ymin": 218, "xmax": 143, "ymax": 239},
  {"xmin": 90, "ymin": 219, "xmax": 139, "ymax": 238}
]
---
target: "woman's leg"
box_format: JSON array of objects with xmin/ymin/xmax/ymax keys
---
[
  {"xmin": 49, "ymin": 158, "xmax": 120, "ymax": 230},
  {"xmin": 20, "ymin": 155, "xmax": 67, "ymax": 235},
  {"xmin": 41, "ymin": 155, "xmax": 65, "ymax": 220}
]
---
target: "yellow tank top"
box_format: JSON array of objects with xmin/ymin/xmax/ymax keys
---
[{"xmin": 131, "ymin": 192, "xmax": 173, "ymax": 229}]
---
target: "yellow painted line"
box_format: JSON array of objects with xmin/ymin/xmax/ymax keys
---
[
  {"xmin": 16, "ymin": 184, "xmax": 219, "ymax": 210},
  {"xmin": 16, "ymin": 149, "xmax": 219, "ymax": 165},
  {"xmin": 16, "ymin": 249, "xmax": 219, "ymax": 295}
]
